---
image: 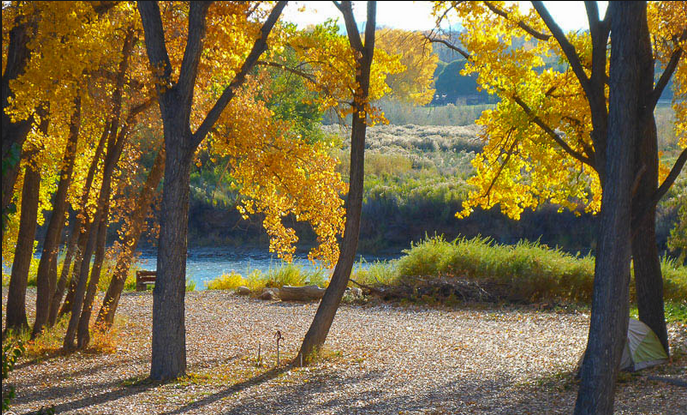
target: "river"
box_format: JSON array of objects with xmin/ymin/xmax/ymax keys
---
[{"xmin": 134, "ymin": 247, "xmax": 400, "ymax": 289}]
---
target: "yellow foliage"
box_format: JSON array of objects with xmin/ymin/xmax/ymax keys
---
[
  {"xmin": 376, "ymin": 28, "xmax": 438, "ymax": 105},
  {"xmin": 209, "ymin": 76, "xmax": 347, "ymax": 267},
  {"xmin": 433, "ymin": 1, "xmax": 686, "ymax": 220},
  {"xmin": 206, "ymin": 272, "xmax": 246, "ymax": 290}
]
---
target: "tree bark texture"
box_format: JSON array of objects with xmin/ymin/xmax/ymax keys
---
[
  {"xmin": 574, "ymin": 3, "xmax": 644, "ymax": 413},
  {"xmin": 97, "ymin": 147, "xmax": 165, "ymax": 328},
  {"xmin": 150, "ymin": 136, "xmax": 193, "ymax": 380},
  {"xmin": 32, "ymin": 96, "xmax": 81, "ymax": 338},
  {"xmin": 3, "ymin": 160, "xmax": 41, "ymax": 335},
  {"xmin": 295, "ymin": 0, "xmax": 376, "ymax": 366}
]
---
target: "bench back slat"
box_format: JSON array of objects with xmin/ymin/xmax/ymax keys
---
[{"xmin": 136, "ymin": 270, "xmax": 157, "ymax": 291}]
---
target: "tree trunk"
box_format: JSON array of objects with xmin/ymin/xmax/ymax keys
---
[
  {"xmin": 3, "ymin": 160, "xmax": 41, "ymax": 335},
  {"xmin": 76, "ymin": 201, "xmax": 109, "ymax": 349},
  {"xmin": 2, "ymin": 12, "xmax": 34, "ymax": 225},
  {"xmin": 73, "ymin": 30, "xmax": 136, "ymax": 349},
  {"xmin": 48, "ymin": 216, "xmax": 79, "ymax": 326},
  {"xmin": 150, "ymin": 135, "xmax": 193, "ymax": 380},
  {"xmin": 632, "ymin": 210, "xmax": 668, "ymax": 352},
  {"xmin": 76, "ymin": 126, "xmax": 131, "ymax": 348},
  {"xmin": 295, "ymin": 1, "xmax": 376, "ymax": 366},
  {"xmin": 574, "ymin": 3, "xmax": 645, "ymax": 413},
  {"xmin": 58, "ymin": 223, "xmax": 90, "ymax": 319},
  {"xmin": 630, "ymin": 13, "xmax": 669, "ymax": 355},
  {"xmin": 97, "ymin": 147, "xmax": 164, "ymax": 328},
  {"xmin": 63, "ymin": 205, "xmax": 102, "ymax": 351},
  {"xmin": 56, "ymin": 125, "xmax": 109, "ymax": 321},
  {"xmin": 138, "ymin": 1, "xmax": 286, "ymax": 380},
  {"xmin": 32, "ymin": 96, "xmax": 81, "ymax": 338}
]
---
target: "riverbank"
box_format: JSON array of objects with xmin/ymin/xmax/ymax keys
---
[{"xmin": 3, "ymin": 288, "xmax": 686, "ymax": 414}]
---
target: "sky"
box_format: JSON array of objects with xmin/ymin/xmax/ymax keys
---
[{"xmin": 282, "ymin": 1, "xmax": 610, "ymax": 32}]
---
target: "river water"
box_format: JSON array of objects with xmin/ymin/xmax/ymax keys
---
[{"xmin": 134, "ymin": 247, "xmax": 400, "ymax": 290}]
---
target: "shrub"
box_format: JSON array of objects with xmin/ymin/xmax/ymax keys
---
[
  {"xmin": 2, "ymin": 338, "xmax": 24, "ymax": 411},
  {"xmin": 206, "ymin": 272, "xmax": 246, "ymax": 290},
  {"xmin": 206, "ymin": 265, "xmax": 328, "ymax": 292},
  {"xmin": 351, "ymin": 260, "xmax": 398, "ymax": 287},
  {"xmin": 396, "ymin": 235, "xmax": 596, "ymax": 303},
  {"xmin": 661, "ymin": 255, "xmax": 687, "ymax": 302}
]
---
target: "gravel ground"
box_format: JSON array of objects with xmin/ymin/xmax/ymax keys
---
[{"xmin": 3, "ymin": 288, "xmax": 686, "ymax": 414}]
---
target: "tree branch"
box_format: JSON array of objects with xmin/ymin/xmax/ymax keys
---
[
  {"xmin": 584, "ymin": 1, "xmax": 600, "ymax": 38},
  {"xmin": 363, "ymin": 1, "xmax": 376, "ymax": 57},
  {"xmin": 651, "ymin": 148, "xmax": 687, "ymax": 210},
  {"xmin": 257, "ymin": 61, "xmax": 318, "ymax": 84},
  {"xmin": 257, "ymin": 60, "xmax": 337, "ymax": 100},
  {"xmin": 177, "ymin": 2, "xmax": 211, "ymax": 107},
  {"xmin": 651, "ymin": 31, "xmax": 686, "ymax": 108},
  {"xmin": 426, "ymin": 27, "xmax": 595, "ymax": 170},
  {"xmin": 512, "ymin": 95, "xmax": 594, "ymax": 168},
  {"xmin": 585, "ymin": 0, "xmax": 610, "ymax": 94},
  {"xmin": 483, "ymin": 1, "xmax": 550, "ymax": 41},
  {"xmin": 137, "ymin": 1, "xmax": 173, "ymax": 89},
  {"xmin": 531, "ymin": 1, "xmax": 592, "ymax": 97},
  {"xmin": 338, "ymin": 1, "xmax": 364, "ymax": 53},
  {"xmin": 425, "ymin": 36, "xmax": 471, "ymax": 60},
  {"xmin": 482, "ymin": 128, "xmax": 518, "ymax": 202},
  {"xmin": 192, "ymin": 1, "xmax": 287, "ymax": 148}
]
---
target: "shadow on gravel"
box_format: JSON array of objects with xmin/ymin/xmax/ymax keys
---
[
  {"xmin": 159, "ymin": 365, "xmax": 293, "ymax": 415},
  {"xmin": 155, "ymin": 367, "xmax": 544, "ymax": 415},
  {"xmin": 14, "ymin": 378, "xmax": 157, "ymax": 414}
]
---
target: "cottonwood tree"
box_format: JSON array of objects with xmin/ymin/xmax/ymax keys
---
[
  {"xmin": 96, "ymin": 146, "xmax": 165, "ymax": 329},
  {"xmin": 575, "ymin": 4, "xmax": 648, "ymax": 412},
  {"xmin": 3, "ymin": 1, "xmax": 125, "ymax": 336},
  {"xmin": 1, "ymin": 1, "xmax": 117, "ymax": 228},
  {"xmin": 137, "ymin": 1, "xmax": 287, "ymax": 380},
  {"xmin": 431, "ymin": 0, "xmax": 686, "ymax": 354},
  {"xmin": 295, "ymin": 0, "xmax": 378, "ymax": 365},
  {"xmin": 2, "ymin": 2, "xmax": 37, "ymax": 229}
]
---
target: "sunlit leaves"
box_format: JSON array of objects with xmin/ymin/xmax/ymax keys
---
[
  {"xmin": 210, "ymin": 77, "xmax": 346, "ymax": 266},
  {"xmin": 435, "ymin": 1, "xmax": 683, "ymax": 221}
]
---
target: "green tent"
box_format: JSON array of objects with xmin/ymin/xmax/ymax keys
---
[
  {"xmin": 620, "ymin": 318, "xmax": 668, "ymax": 371},
  {"xmin": 577, "ymin": 318, "xmax": 668, "ymax": 374}
]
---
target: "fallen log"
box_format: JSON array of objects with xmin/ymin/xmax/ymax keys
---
[{"xmin": 279, "ymin": 285, "xmax": 325, "ymax": 301}]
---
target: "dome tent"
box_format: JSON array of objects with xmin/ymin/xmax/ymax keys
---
[
  {"xmin": 619, "ymin": 318, "xmax": 668, "ymax": 371},
  {"xmin": 577, "ymin": 318, "xmax": 668, "ymax": 374}
]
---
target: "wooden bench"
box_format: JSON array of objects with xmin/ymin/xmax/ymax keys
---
[{"xmin": 136, "ymin": 270, "xmax": 157, "ymax": 291}]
